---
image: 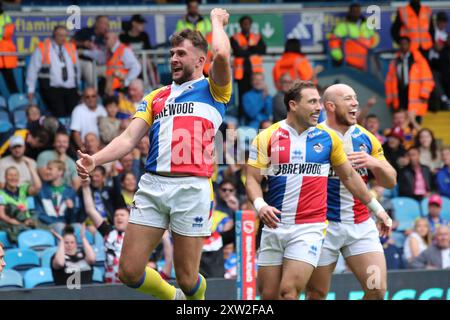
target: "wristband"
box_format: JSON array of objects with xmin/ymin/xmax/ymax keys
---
[
  {"xmin": 367, "ymin": 197, "xmax": 385, "ymax": 217},
  {"xmin": 253, "ymin": 197, "xmax": 268, "ymax": 213}
]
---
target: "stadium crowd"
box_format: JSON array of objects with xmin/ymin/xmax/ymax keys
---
[{"xmin": 0, "ymin": 0, "xmax": 449, "ymax": 289}]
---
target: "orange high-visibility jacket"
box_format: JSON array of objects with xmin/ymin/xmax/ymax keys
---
[
  {"xmin": 204, "ymin": 32, "xmax": 213, "ymax": 75},
  {"xmin": 273, "ymin": 52, "xmax": 314, "ymax": 90},
  {"xmin": 106, "ymin": 43, "xmax": 129, "ymax": 90},
  {"xmin": 232, "ymin": 32, "xmax": 264, "ymax": 80},
  {"xmin": 0, "ymin": 14, "xmax": 17, "ymax": 69},
  {"xmin": 38, "ymin": 38, "xmax": 78, "ymax": 67},
  {"xmin": 399, "ymin": 4, "xmax": 433, "ymax": 52},
  {"xmin": 385, "ymin": 50, "xmax": 435, "ymax": 116}
]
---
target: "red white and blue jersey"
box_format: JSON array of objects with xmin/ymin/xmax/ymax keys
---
[
  {"xmin": 318, "ymin": 122, "xmax": 386, "ymax": 224},
  {"xmin": 248, "ymin": 120, "xmax": 347, "ymax": 224},
  {"xmin": 133, "ymin": 76, "xmax": 232, "ymax": 177}
]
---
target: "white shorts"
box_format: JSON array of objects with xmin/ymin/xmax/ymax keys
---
[
  {"xmin": 129, "ymin": 173, "xmax": 213, "ymax": 237},
  {"xmin": 257, "ymin": 222, "xmax": 327, "ymax": 268},
  {"xmin": 317, "ymin": 218, "xmax": 383, "ymax": 267}
]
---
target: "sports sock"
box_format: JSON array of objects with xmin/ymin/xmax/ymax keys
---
[
  {"xmin": 185, "ymin": 274, "xmax": 207, "ymax": 300},
  {"xmin": 128, "ymin": 267, "xmax": 176, "ymax": 300}
]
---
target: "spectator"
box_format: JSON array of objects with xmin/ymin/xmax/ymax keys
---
[
  {"xmin": 391, "ymin": 0, "xmax": 433, "ymax": 57},
  {"xmin": 0, "ymin": 242, "xmax": 5, "ymax": 273},
  {"xmin": 26, "ymin": 25, "xmax": 80, "ymax": 117},
  {"xmin": 414, "ymin": 128, "xmax": 442, "ymax": 172},
  {"xmin": 364, "ymin": 114, "xmax": 386, "ymax": 144},
  {"xmin": 114, "ymin": 152, "xmax": 141, "ymax": 183},
  {"xmin": 273, "ymin": 39, "xmax": 316, "ymax": 89},
  {"xmin": 175, "ymin": 0, "xmax": 211, "ymax": 37},
  {"xmin": 117, "ymin": 79, "xmax": 145, "ymax": 119},
  {"xmin": 73, "ymin": 15, "xmax": 109, "ymax": 89},
  {"xmin": 328, "ymin": 2, "xmax": 378, "ymax": 71},
  {"xmin": 117, "ymin": 172, "xmax": 137, "ymax": 209},
  {"xmin": 99, "ymin": 96, "xmax": 121, "ymax": 145},
  {"xmin": 51, "ymin": 225, "xmax": 96, "ymax": 286},
  {"xmin": 81, "ymin": 180, "xmax": 128, "ymax": 283},
  {"xmin": 355, "ymin": 96, "xmax": 377, "ymax": 125},
  {"xmin": 215, "ymin": 180, "xmax": 239, "ymax": 219},
  {"xmin": 35, "ymin": 160, "xmax": 81, "ymax": 234},
  {"xmin": 0, "ymin": 1, "xmax": 18, "ymax": 94},
  {"xmin": 436, "ymin": 146, "xmax": 450, "ymax": 197},
  {"xmin": 0, "ymin": 165, "xmax": 42, "ymax": 244},
  {"xmin": 426, "ymin": 194, "xmax": 450, "ymax": 234},
  {"xmin": 429, "ymin": 12, "xmax": 450, "ymax": 111},
  {"xmin": 272, "ymin": 73, "xmax": 293, "ymax": 123},
  {"xmin": 104, "ymin": 32, "xmax": 141, "ymax": 95},
  {"xmin": 0, "ymin": 136, "xmax": 39, "ymax": 188},
  {"xmin": 385, "ymin": 36, "xmax": 435, "ymax": 123},
  {"xmin": 70, "ymin": 87, "xmax": 107, "ymax": 152},
  {"xmin": 242, "ymin": 72, "xmax": 272, "ymax": 129},
  {"xmin": 120, "ymin": 15, "xmax": 159, "ymax": 89},
  {"xmin": 84, "ymin": 133, "xmax": 102, "ymax": 156},
  {"xmin": 382, "ymin": 235, "xmax": 406, "ymax": 270},
  {"xmin": 37, "ymin": 131, "xmax": 81, "ymax": 191},
  {"xmin": 231, "ymin": 15, "xmax": 266, "ymax": 110},
  {"xmin": 384, "ymin": 109, "xmax": 420, "ymax": 149},
  {"xmin": 25, "ymin": 105, "xmax": 42, "ymax": 129},
  {"xmin": 398, "ymin": 147, "xmax": 434, "ymax": 201},
  {"xmin": 23, "ymin": 125, "xmax": 51, "ymax": 160},
  {"xmin": 404, "ymin": 218, "xmax": 432, "ymax": 263},
  {"xmin": 410, "ymin": 225, "xmax": 450, "ymax": 269}
]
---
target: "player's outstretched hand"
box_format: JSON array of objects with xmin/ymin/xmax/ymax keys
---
[
  {"xmin": 376, "ymin": 211, "xmax": 392, "ymax": 238},
  {"xmin": 259, "ymin": 206, "xmax": 281, "ymax": 229},
  {"xmin": 211, "ymin": 8, "xmax": 229, "ymax": 26},
  {"xmin": 76, "ymin": 150, "xmax": 95, "ymax": 180}
]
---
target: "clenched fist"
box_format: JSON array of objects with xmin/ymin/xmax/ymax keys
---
[{"xmin": 211, "ymin": 8, "xmax": 229, "ymax": 26}]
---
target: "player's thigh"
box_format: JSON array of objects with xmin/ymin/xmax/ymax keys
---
[
  {"xmin": 172, "ymin": 232, "xmax": 205, "ymax": 278},
  {"xmin": 279, "ymin": 258, "xmax": 315, "ymax": 299},
  {"xmin": 119, "ymin": 223, "xmax": 166, "ymax": 277},
  {"xmin": 306, "ymin": 262, "xmax": 337, "ymax": 300},
  {"xmin": 258, "ymin": 265, "xmax": 282, "ymax": 300},
  {"xmin": 345, "ymin": 251, "xmax": 387, "ymax": 291}
]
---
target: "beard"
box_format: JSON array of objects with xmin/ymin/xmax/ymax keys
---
[
  {"xmin": 172, "ymin": 64, "xmax": 195, "ymax": 85},
  {"xmin": 336, "ymin": 110, "xmax": 354, "ymax": 127}
]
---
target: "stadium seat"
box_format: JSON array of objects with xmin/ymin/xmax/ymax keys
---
[
  {"xmin": 18, "ymin": 229, "xmax": 56, "ymax": 251},
  {"xmin": 27, "ymin": 197, "xmax": 36, "ymax": 211},
  {"xmin": 391, "ymin": 197, "xmax": 421, "ymax": 231},
  {"xmin": 0, "ymin": 231, "xmax": 13, "ymax": 249},
  {"xmin": 0, "ymin": 120, "xmax": 12, "ymax": 133},
  {"xmin": 4, "ymin": 248, "xmax": 40, "ymax": 272},
  {"xmin": 23, "ymin": 267, "xmax": 54, "ymax": 289},
  {"xmin": 73, "ymin": 226, "xmax": 95, "ymax": 246},
  {"xmin": 93, "ymin": 267, "xmax": 105, "ymax": 283},
  {"xmin": 12, "ymin": 107, "xmax": 27, "ymax": 129},
  {"xmin": 0, "ymin": 96, "xmax": 6, "ymax": 109},
  {"xmin": 8, "ymin": 93, "xmax": 36, "ymax": 112},
  {"xmin": 0, "ymin": 269, "xmax": 24, "ymax": 290},
  {"xmin": 93, "ymin": 245, "xmax": 105, "ymax": 267},
  {"xmin": 420, "ymin": 196, "xmax": 450, "ymax": 221},
  {"xmin": 0, "ymin": 109, "xmax": 9, "ymax": 122},
  {"xmin": 40, "ymin": 247, "xmax": 58, "ymax": 268}
]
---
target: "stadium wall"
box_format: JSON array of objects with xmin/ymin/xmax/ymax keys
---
[{"xmin": 0, "ymin": 270, "xmax": 448, "ymax": 300}]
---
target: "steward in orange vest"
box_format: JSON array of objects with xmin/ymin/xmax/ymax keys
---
[
  {"xmin": 230, "ymin": 15, "xmax": 266, "ymax": 107},
  {"xmin": 391, "ymin": 0, "xmax": 433, "ymax": 54},
  {"xmin": 273, "ymin": 39, "xmax": 314, "ymax": 90},
  {"xmin": 203, "ymin": 32, "xmax": 212, "ymax": 76},
  {"xmin": 0, "ymin": 5, "xmax": 18, "ymax": 93},
  {"xmin": 385, "ymin": 37, "xmax": 435, "ymax": 117}
]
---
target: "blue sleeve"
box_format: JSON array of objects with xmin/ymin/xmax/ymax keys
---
[
  {"xmin": 264, "ymin": 95, "xmax": 273, "ymax": 119},
  {"xmin": 242, "ymin": 91, "xmax": 256, "ymax": 118},
  {"xmin": 35, "ymin": 194, "xmax": 54, "ymax": 225},
  {"xmin": 436, "ymin": 170, "xmax": 450, "ymax": 197}
]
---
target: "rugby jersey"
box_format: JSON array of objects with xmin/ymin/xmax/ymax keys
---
[
  {"xmin": 133, "ymin": 76, "xmax": 232, "ymax": 177},
  {"xmin": 318, "ymin": 122, "xmax": 386, "ymax": 224},
  {"xmin": 248, "ymin": 120, "xmax": 347, "ymax": 224}
]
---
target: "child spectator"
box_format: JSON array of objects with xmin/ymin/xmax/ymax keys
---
[
  {"xmin": 35, "ymin": 160, "xmax": 81, "ymax": 234},
  {"xmin": 0, "ymin": 164, "xmax": 42, "ymax": 243},
  {"xmin": 51, "ymin": 225, "xmax": 96, "ymax": 286},
  {"xmin": 98, "ymin": 95, "xmax": 121, "ymax": 145}
]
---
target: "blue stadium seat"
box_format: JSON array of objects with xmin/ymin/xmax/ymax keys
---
[
  {"xmin": 23, "ymin": 267, "xmax": 54, "ymax": 289},
  {"xmin": 0, "ymin": 231, "xmax": 13, "ymax": 249},
  {"xmin": 93, "ymin": 245, "xmax": 105, "ymax": 267},
  {"xmin": 0, "ymin": 109, "xmax": 9, "ymax": 122},
  {"xmin": 40, "ymin": 247, "xmax": 58, "ymax": 268},
  {"xmin": 0, "ymin": 269, "xmax": 24, "ymax": 290},
  {"xmin": 4, "ymin": 248, "xmax": 40, "ymax": 272},
  {"xmin": 73, "ymin": 225, "xmax": 95, "ymax": 246},
  {"xmin": 0, "ymin": 96, "xmax": 6, "ymax": 109},
  {"xmin": 27, "ymin": 197, "xmax": 35, "ymax": 211},
  {"xmin": 18, "ymin": 229, "xmax": 56, "ymax": 252},
  {"xmin": 8, "ymin": 93, "xmax": 33, "ymax": 112},
  {"xmin": 421, "ymin": 196, "xmax": 450, "ymax": 221},
  {"xmin": 93, "ymin": 267, "xmax": 105, "ymax": 283},
  {"xmin": 391, "ymin": 197, "xmax": 421, "ymax": 231},
  {"xmin": 0, "ymin": 120, "xmax": 12, "ymax": 133},
  {"xmin": 13, "ymin": 107, "xmax": 27, "ymax": 129}
]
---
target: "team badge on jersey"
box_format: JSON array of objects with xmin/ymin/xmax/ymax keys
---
[
  {"xmin": 292, "ymin": 149, "xmax": 303, "ymax": 161},
  {"xmin": 359, "ymin": 143, "xmax": 368, "ymax": 152},
  {"xmin": 137, "ymin": 100, "xmax": 148, "ymax": 112},
  {"xmin": 313, "ymin": 143, "xmax": 323, "ymax": 153}
]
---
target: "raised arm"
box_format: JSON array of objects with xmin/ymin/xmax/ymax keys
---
[
  {"xmin": 81, "ymin": 181, "xmax": 104, "ymax": 229},
  {"xmin": 76, "ymin": 117, "xmax": 149, "ymax": 179},
  {"xmin": 209, "ymin": 8, "xmax": 231, "ymax": 87},
  {"xmin": 80, "ymin": 224, "xmax": 96, "ymax": 265},
  {"xmin": 25, "ymin": 158, "xmax": 42, "ymax": 196}
]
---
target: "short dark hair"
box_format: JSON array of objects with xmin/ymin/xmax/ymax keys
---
[
  {"xmin": 239, "ymin": 15, "xmax": 252, "ymax": 25},
  {"xmin": 103, "ymin": 95, "xmax": 118, "ymax": 107},
  {"xmin": 366, "ymin": 114, "xmax": 379, "ymax": 120},
  {"xmin": 171, "ymin": 29, "xmax": 208, "ymax": 55},
  {"xmin": 95, "ymin": 15, "xmax": 108, "ymax": 23},
  {"xmin": 285, "ymin": 38, "xmax": 301, "ymax": 53},
  {"xmin": 62, "ymin": 224, "xmax": 75, "ymax": 236},
  {"xmin": 219, "ymin": 179, "xmax": 236, "ymax": 189},
  {"xmin": 52, "ymin": 25, "xmax": 67, "ymax": 36},
  {"xmin": 186, "ymin": 0, "xmax": 199, "ymax": 5},
  {"xmin": 93, "ymin": 165, "xmax": 106, "ymax": 176},
  {"xmin": 398, "ymin": 36, "xmax": 411, "ymax": 43},
  {"xmin": 29, "ymin": 127, "xmax": 50, "ymax": 146},
  {"xmin": 284, "ymin": 81, "xmax": 317, "ymax": 112}
]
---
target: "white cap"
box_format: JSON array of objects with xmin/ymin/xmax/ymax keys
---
[{"xmin": 9, "ymin": 135, "xmax": 25, "ymax": 148}]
